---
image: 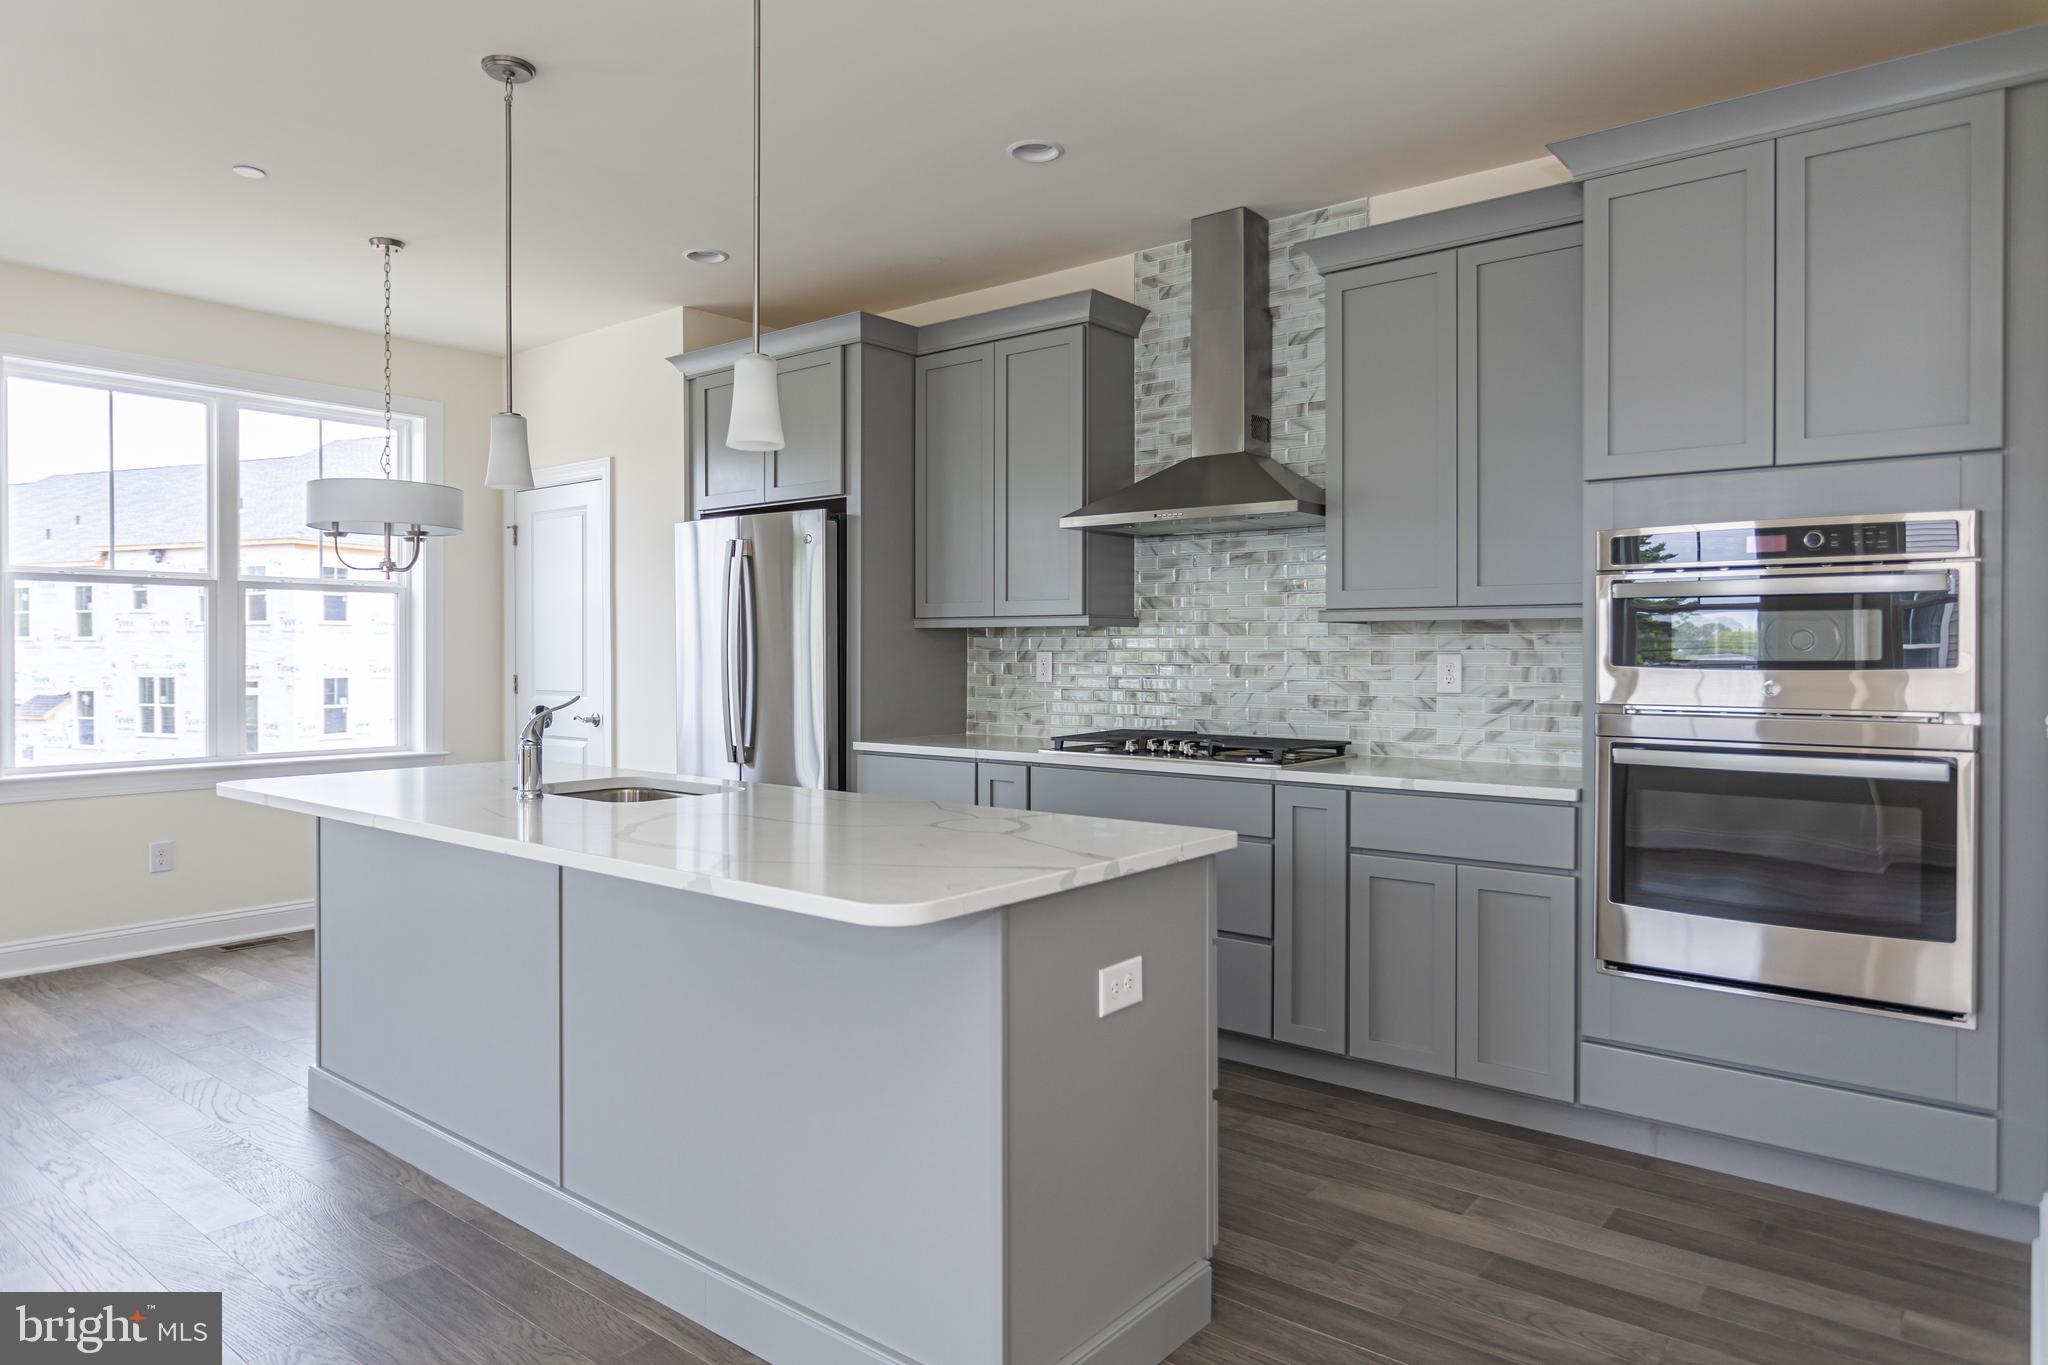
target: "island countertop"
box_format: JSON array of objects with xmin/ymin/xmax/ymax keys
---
[{"xmin": 217, "ymin": 760, "xmax": 1236, "ymax": 928}]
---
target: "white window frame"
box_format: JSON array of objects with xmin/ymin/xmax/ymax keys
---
[{"xmin": 0, "ymin": 334, "xmax": 448, "ymax": 802}]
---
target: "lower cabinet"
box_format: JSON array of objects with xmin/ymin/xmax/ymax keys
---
[
  {"xmin": 1215, "ymin": 937, "xmax": 1274, "ymax": 1040},
  {"xmin": 1347, "ymin": 855, "xmax": 1457, "ymax": 1076},
  {"xmin": 977, "ymin": 761, "xmax": 1029, "ymax": 809},
  {"xmin": 1348, "ymin": 854, "xmax": 1575, "ymax": 1101},
  {"xmin": 1272, "ymin": 786, "xmax": 1348, "ymax": 1055},
  {"xmin": 854, "ymin": 752, "xmax": 976, "ymax": 803}
]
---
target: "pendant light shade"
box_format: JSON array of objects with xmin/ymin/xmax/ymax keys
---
[
  {"xmin": 306, "ymin": 237, "xmax": 465, "ymax": 577},
  {"xmin": 486, "ymin": 411, "xmax": 534, "ymax": 490},
  {"xmin": 726, "ymin": 353, "xmax": 785, "ymax": 452},
  {"xmin": 725, "ymin": 0, "xmax": 784, "ymax": 453},
  {"xmin": 484, "ymin": 54, "xmax": 537, "ymax": 491}
]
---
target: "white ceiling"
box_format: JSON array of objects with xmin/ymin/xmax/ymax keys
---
[{"xmin": 4, "ymin": 0, "xmax": 2041, "ymax": 352}]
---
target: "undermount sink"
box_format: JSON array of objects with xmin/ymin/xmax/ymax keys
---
[{"xmin": 543, "ymin": 779, "xmax": 709, "ymax": 803}]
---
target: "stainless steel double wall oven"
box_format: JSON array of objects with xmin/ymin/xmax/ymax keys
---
[{"xmin": 1594, "ymin": 511, "xmax": 1980, "ymax": 1021}]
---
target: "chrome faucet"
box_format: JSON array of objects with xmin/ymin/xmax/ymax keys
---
[{"xmin": 516, "ymin": 696, "xmax": 578, "ymax": 801}]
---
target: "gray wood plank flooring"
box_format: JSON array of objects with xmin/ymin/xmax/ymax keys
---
[{"xmin": 0, "ymin": 935, "xmax": 2028, "ymax": 1364}]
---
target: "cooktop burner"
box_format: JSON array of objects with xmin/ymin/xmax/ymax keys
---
[{"xmin": 1044, "ymin": 729, "xmax": 1349, "ymax": 767}]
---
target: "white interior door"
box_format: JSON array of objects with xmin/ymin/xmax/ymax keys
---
[{"xmin": 512, "ymin": 476, "xmax": 612, "ymax": 767}]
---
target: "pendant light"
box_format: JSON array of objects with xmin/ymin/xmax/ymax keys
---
[
  {"xmin": 305, "ymin": 237, "xmax": 465, "ymax": 577},
  {"xmin": 725, "ymin": 0, "xmax": 784, "ymax": 452},
  {"xmin": 483, "ymin": 54, "xmax": 537, "ymax": 490}
]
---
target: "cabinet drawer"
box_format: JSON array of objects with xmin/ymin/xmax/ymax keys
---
[
  {"xmin": 1349, "ymin": 790, "xmax": 1574, "ymax": 870},
  {"xmin": 1029, "ymin": 765, "xmax": 1273, "ymax": 838},
  {"xmin": 1216, "ymin": 938, "xmax": 1273, "ymax": 1040},
  {"xmin": 1215, "ymin": 840, "xmax": 1274, "ymax": 939},
  {"xmin": 977, "ymin": 761, "xmax": 1029, "ymax": 810},
  {"xmin": 1579, "ymin": 1043, "xmax": 1996, "ymax": 1190},
  {"xmin": 854, "ymin": 753, "xmax": 976, "ymax": 804}
]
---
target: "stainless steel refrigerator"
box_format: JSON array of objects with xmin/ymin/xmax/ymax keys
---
[{"xmin": 675, "ymin": 508, "xmax": 843, "ymax": 788}]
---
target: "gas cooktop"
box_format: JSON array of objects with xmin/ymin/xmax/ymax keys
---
[{"xmin": 1044, "ymin": 729, "xmax": 1349, "ymax": 767}]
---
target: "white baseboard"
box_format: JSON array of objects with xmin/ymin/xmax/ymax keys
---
[{"xmin": 0, "ymin": 900, "xmax": 315, "ymax": 979}]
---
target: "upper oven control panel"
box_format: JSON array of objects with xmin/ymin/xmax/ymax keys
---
[{"xmin": 1599, "ymin": 511, "xmax": 1976, "ymax": 572}]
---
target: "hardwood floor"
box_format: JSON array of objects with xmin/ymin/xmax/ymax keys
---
[{"xmin": 0, "ymin": 934, "xmax": 2029, "ymax": 1365}]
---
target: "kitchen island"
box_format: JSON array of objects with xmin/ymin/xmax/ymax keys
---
[{"xmin": 217, "ymin": 762, "xmax": 1233, "ymax": 1365}]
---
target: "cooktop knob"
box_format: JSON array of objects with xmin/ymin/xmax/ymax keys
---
[{"xmin": 1802, "ymin": 530, "xmax": 1825, "ymax": 549}]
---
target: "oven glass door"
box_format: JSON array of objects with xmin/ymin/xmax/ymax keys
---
[
  {"xmin": 1611, "ymin": 571, "xmax": 1960, "ymax": 673},
  {"xmin": 1610, "ymin": 743, "xmax": 1958, "ymax": 940}
]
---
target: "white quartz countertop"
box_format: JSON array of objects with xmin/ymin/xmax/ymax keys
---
[
  {"xmin": 217, "ymin": 761, "xmax": 1236, "ymax": 928},
  {"xmin": 853, "ymin": 735, "xmax": 1581, "ymax": 802}
]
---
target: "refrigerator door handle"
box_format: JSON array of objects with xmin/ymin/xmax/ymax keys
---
[
  {"xmin": 721, "ymin": 543, "xmax": 742, "ymax": 765},
  {"xmin": 738, "ymin": 544, "xmax": 759, "ymax": 764}
]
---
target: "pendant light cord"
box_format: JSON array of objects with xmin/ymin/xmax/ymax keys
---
[
  {"xmin": 751, "ymin": 0, "xmax": 762, "ymax": 353},
  {"xmin": 381, "ymin": 242, "xmax": 395, "ymax": 478},
  {"xmin": 504, "ymin": 73, "xmax": 516, "ymax": 410}
]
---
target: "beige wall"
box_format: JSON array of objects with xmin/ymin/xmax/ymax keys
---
[
  {"xmin": 516, "ymin": 307, "xmax": 691, "ymax": 771},
  {"xmin": 0, "ymin": 262, "xmax": 503, "ymax": 947},
  {"xmin": 1366, "ymin": 156, "xmax": 1573, "ymax": 223},
  {"xmin": 882, "ymin": 256, "xmax": 1135, "ymax": 327}
]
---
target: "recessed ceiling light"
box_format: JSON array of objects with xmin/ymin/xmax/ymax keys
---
[
  {"xmin": 230, "ymin": 164, "xmax": 268, "ymax": 180},
  {"xmin": 1006, "ymin": 139, "xmax": 1064, "ymax": 164},
  {"xmin": 684, "ymin": 248, "xmax": 730, "ymax": 264}
]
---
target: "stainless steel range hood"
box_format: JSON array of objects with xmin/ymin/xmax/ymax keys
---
[{"xmin": 1060, "ymin": 207, "xmax": 1325, "ymax": 536}]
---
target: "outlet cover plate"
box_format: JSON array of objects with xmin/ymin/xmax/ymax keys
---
[
  {"xmin": 1434, "ymin": 653, "xmax": 1463, "ymax": 694},
  {"xmin": 1035, "ymin": 650, "xmax": 1054, "ymax": 685},
  {"xmin": 148, "ymin": 841, "xmax": 174, "ymax": 874},
  {"xmin": 1098, "ymin": 955, "xmax": 1143, "ymax": 1017}
]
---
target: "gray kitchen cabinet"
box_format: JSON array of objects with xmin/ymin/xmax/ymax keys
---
[
  {"xmin": 317, "ymin": 822, "xmax": 563, "ymax": 1181},
  {"xmin": 854, "ymin": 752, "xmax": 976, "ymax": 803},
  {"xmin": 1313, "ymin": 186, "xmax": 1586, "ymax": 621},
  {"xmin": 1323, "ymin": 250, "xmax": 1459, "ymax": 612},
  {"xmin": 1456, "ymin": 226, "xmax": 1584, "ymax": 608},
  {"xmin": 1776, "ymin": 93, "xmax": 2005, "ymax": 464},
  {"xmin": 977, "ymin": 760, "xmax": 1029, "ymax": 809},
  {"xmin": 1583, "ymin": 142, "xmax": 1775, "ymax": 479},
  {"xmin": 1455, "ymin": 865, "xmax": 1575, "ymax": 1102},
  {"xmin": 1272, "ymin": 786, "xmax": 1347, "ymax": 1054},
  {"xmin": 995, "ymin": 328, "xmax": 1088, "ymax": 617},
  {"xmin": 914, "ymin": 344, "xmax": 997, "ymax": 619},
  {"xmin": 688, "ymin": 348, "xmax": 845, "ymax": 513},
  {"xmin": 913, "ymin": 292, "xmax": 1143, "ymax": 628},
  {"xmin": 1216, "ymin": 938, "xmax": 1274, "ymax": 1041},
  {"xmin": 1214, "ymin": 841, "xmax": 1274, "ymax": 939},
  {"xmin": 1346, "ymin": 854, "xmax": 1456, "ymax": 1077}
]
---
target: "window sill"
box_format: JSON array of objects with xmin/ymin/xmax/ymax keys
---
[{"xmin": 0, "ymin": 750, "xmax": 451, "ymax": 805}]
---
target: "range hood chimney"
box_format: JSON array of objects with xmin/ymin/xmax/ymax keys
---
[{"xmin": 1061, "ymin": 206, "xmax": 1325, "ymax": 536}]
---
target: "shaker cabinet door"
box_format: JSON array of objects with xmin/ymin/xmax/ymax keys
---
[
  {"xmin": 1272, "ymin": 786, "xmax": 1348, "ymax": 1054},
  {"xmin": 691, "ymin": 371, "xmax": 766, "ymax": 513},
  {"xmin": 914, "ymin": 345, "xmax": 997, "ymax": 619},
  {"xmin": 1457, "ymin": 227, "xmax": 1584, "ymax": 608},
  {"xmin": 1455, "ymin": 866, "xmax": 1576, "ymax": 1102},
  {"xmin": 1345, "ymin": 854, "xmax": 1456, "ymax": 1077},
  {"xmin": 766, "ymin": 348, "xmax": 846, "ymax": 502},
  {"xmin": 1324, "ymin": 252, "xmax": 1459, "ymax": 611},
  {"xmin": 1583, "ymin": 143, "xmax": 1775, "ymax": 479},
  {"xmin": 995, "ymin": 328, "xmax": 1087, "ymax": 617},
  {"xmin": 1776, "ymin": 93, "xmax": 2004, "ymax": 464}
]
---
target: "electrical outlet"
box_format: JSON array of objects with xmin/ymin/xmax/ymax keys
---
[
  {"xmin": 1098, "ymin": 955, "xmax": 1144, "ymax": 1018},
  {"xmin": 1434, "ymin": 653, "xmax": 1463, "ymax": 695},
  {"xmin": 148, "ymin": 841, "xmax": 174, "ymax": 874},
  {"xmin": 1035, "ymin": 650, "xmax": 1054, "ymax": 685}
]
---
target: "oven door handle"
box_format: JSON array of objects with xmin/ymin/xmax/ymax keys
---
[
  {"xmin": 1609, "ymin": 571, "xmax": 1953, "ymax": 599},
  {"xmin": 1613, "ymin": 747, "xmax": 1953, "ymax": 783}
]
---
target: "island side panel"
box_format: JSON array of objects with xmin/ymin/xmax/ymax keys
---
[
  {"xmin": 316, "ymin": 821, "xmax": 563, "ymax": 1182},
  {"xmin": 560, "ymin": 869, "xmax": 1006, "ymax": 1365},
  {"xmin": 1003, "ymin": 857, "xmax": 1216, "ymax": 1365}
]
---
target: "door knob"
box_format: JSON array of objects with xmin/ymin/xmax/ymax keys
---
[{"xmin": 570, "ymin": 712, "xmax": 604, "ymax": 727}]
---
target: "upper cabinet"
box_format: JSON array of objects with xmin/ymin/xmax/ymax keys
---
[
  {"xmin": 1308, "ymin": 187, "xmax": 1585, "ymax": 621},
  {"xmin": 913, "ymin": 292, "xmax": 1146, "ymax": 628},
  {"xmin": 1776, "ymin": 92, "xmax": 2005, "ymax": 465},
  {"xmin": 1583, "ymin": 144, "xmax": 1775, "ymax": 479},
  {"xmin": 673, "ymin": 313, "xmax": 919, "ymax": 518},
  {"xmin": 1581, "ymin": 92, "xmax": 2004, "ymax": 480}
]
